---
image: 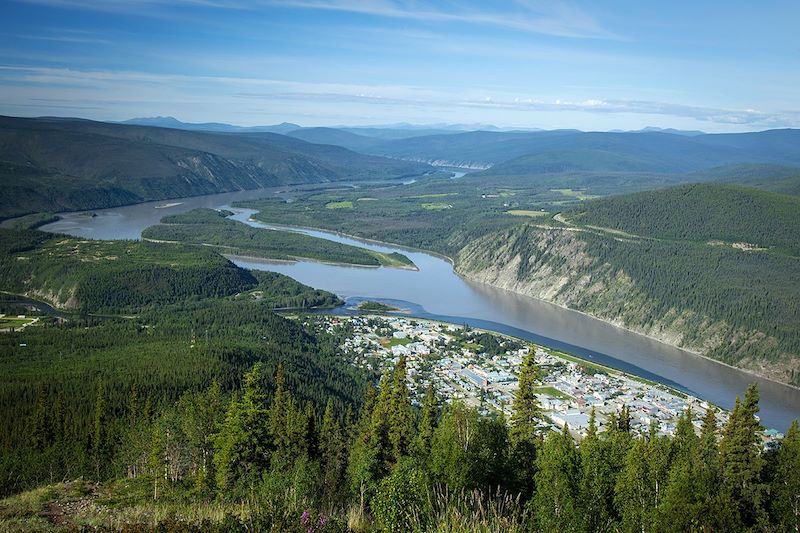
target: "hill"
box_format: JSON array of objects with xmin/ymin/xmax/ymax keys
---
[
  {"xmin": 284, "ymin": 126, "xmax": 383, "ymax": 152},
  {"xmin": 568, "ymin": 183, "xmax": 800, "ymax": 255},
  {"xmin": 0, "ymin": 116, "xmax": 431, "ymax": 220},
  {"xmin": 120, "ymin": 116, "xmax": 302, "ymax": 133},
  {"xmin": 687, "ymin": 163, "xmax": 800, "ymax": 196},
  {"xmin": 457, "ymin": 183, "xmax": 800, "ymax": 385},
  {"xmin": 0, "ymin": 228, "xmax": 341, "ymax": 313},
  {"xmin": 370, "ymin": 128, "xmax": 800, "ymax": 172}
]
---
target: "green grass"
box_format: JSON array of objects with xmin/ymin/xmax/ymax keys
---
[
  {"xmin": 325, "ymin": 201, "xmax": 353, "ymax": 209},
  {"xmin": 550, "ymin": 188, "xmax": 598, "ymax": 200},
  {"xmin": 389, "ymin": 337, "xmax": 412, "ymax": 346},
  {"xmin": 421, "ymin": 202, "xmax": 452, "ymax": 210},
  {"xmin": 534, "ymin": 386, "xmax": 573, "ymax": 401},
  {"xmin": 507, "ymin": 209, "xmax": 549, "ymax": 217},
  {"xmin": 0, "ymin": 317, "xmax": 35, "ymax": 329}
]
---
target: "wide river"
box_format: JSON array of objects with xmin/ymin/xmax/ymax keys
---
[{"xmin": 40, "ymin": 188, "xmax": 800, "ymax": 430}]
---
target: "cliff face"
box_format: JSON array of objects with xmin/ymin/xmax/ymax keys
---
[{"xmin": 455, "ymin": 223, "xmax": 799, "ymax": 386}]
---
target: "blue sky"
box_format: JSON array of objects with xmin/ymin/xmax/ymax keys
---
[{"xmin": 1, "ymin": 0, "xmax": 798, "ymax": 131}]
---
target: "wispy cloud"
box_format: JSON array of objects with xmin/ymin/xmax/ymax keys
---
[
  {"xmin": 2, "ymin": 65, "xmax": 797, "ymax": 128},
  {"xmin": 14, "ymin": 0, "xmax": 618, "ymax": 39},
  {"xmin": 266, "ymin": 0, "xmax": 619, "ymax": 39}
]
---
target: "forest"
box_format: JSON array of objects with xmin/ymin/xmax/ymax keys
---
[
  {"xmin": 0, "ymin": 228, "xmax": 342, "ymax": 314},
  {"xmin": 455, "ymin": 183, "xmax": 800, "ymax": 386},
  {"xmin": 141, "ymin": 209, "xmax": 415, "ymax": 269},
  {"xmin": 1, "ymin": 333, "xmax": 798, "ymax": 532}
]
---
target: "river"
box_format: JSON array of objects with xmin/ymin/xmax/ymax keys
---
[{"xmin": 40, "ymin": 189, "xmax": 800, "ymax": 430}]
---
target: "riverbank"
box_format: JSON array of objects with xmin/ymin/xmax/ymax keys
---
[{"xmin": 235, "ymin": 217, "xmax": 798, "ymax": 391}]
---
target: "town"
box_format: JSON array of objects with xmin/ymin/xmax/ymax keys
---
[{"xmin": 303, "ymin": 313, "xmax": 783, "ymax": 445}]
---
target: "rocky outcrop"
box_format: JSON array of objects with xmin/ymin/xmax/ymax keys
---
[{"xmin": 455, "ymin": 223, "xmax": 799, "ymax": 385}]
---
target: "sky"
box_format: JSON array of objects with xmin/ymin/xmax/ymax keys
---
[{"xmin": 1, "ymin": 0, "xmax": 799, "ymax": 132}]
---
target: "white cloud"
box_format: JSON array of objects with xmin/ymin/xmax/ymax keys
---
[
  {"xmin": 1, "ymin": 65, "xmax": 798, "ymax": 129},
  {"xmin": 265, "ymin": 0, "xmax": 618, "ymax": 39}
]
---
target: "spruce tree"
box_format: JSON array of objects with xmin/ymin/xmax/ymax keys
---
[
  {"xmin": 660, "ymin": 409, "xmax": 703, "ymax": 530},
  {"xmin": 387, "ymin": 356, "xmax": 414, "ymax": 461},
  {"xmin": 615, "ymin": 437, "xmax": 651, "ymax": 532},
  {"xmin": 320, "ymin": 398, "xmax": 346, "ymax": 505},
  {"xmin": 213, "ymin": 363, "xmax": 270, "ymax": 494},
  {"xmin": 719, "ymin": 383, "xmax": 765, "ymax": 528},
  {"xmin": 579, "ymin": 408, "xmax": 616, "ymax": 532},
  {"xmin": 412, "ymin": 383, "xmax": 438, "ymax": 468},
  {"xmin": 530, "ymin": 424, "xmax": 580, "ymax": 532},
  {"xmin": 91, "ymin": 380, "xmax": 107, "ymax": 480},
  {"xmin": 509, "ymin": 350, "xmax": 542, "ymax": 498},
  {"xmin": 770, "ymin": 420, "xmax": 800, "ymax": 531}
]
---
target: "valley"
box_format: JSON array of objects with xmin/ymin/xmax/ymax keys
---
[{"xmin": 19, "ymin": 189, "xmax": 799, "ymax": 432}]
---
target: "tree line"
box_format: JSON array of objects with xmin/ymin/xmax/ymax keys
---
[{"xmin": 6, "ymin": 340, "xmax": 798, "ymax": 532}]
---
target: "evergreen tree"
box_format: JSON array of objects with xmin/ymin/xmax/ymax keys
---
[
  {"xmin": 387, "ymin": 356, "xmax": 414, "ymax": 461},
  {"xmin": 347, "ymin": 383, "xmax": 382, "ymax": 506},
  {"xmin": 615, "ymin": 437, "xmax": 651, "ymax": 532},
  {"xmin": 177, "ymin": 381, "xmax": 224, "ymax": 493},
  {"xmin": 770, "ymin": 420, "xmax": 800, "ymax": 531},
  {"xmin": 659, "ymin": 409, "xmax": 703, "ymax": 530},
  {"xmin": 530, "ymin": 424, "xmax": 580, "ymax": 532},
  {"xmin": 579, "ymin": 408, "xmax": 616, "ymax": 532},
  {"xmin": 269, "ymin": 363, "xmax": 288, "ymax": 455},
  {"xmin": 412, "ymin": 383, "xmax": 438, "ymax": 467},
  {"xmin": 91, "ymin": 380, "xmax": 108, "ymax": 480},
  {"xmin": 718, "ymin": 384, "xmax": 765, "ymax": 528},
  {"xmin": 509, "ymin": 350, "xmax": 542, "ymax": 498},
  {"xmin": 213, "ymin": 363, "xmax": 270, "ymax": 494},
  {"xmin": 320, "ymin": 398, "xmax": 346, "ymax": 505}
]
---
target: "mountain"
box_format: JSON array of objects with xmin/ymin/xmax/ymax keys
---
[
  {"xmin": 635, "ymin": 126, "xmax": 706, "ymax": 136},
  {"xmin": 0, "ymin": 116, "xmax": 431, "ymax": 219},
  {"xmin": 457, "ymin": 183, "xmax": 800, "ymax": 385},
  {"xmin": 284, "ymin": 126, "xmax": 383, "ymax": 152},
  {"xmin": 120, "ymin": 116, "xmax": 302, "ymax": 133},
  {"xmin": 370, "ymin": 128, "xmax": 800, "ymax": 172}
]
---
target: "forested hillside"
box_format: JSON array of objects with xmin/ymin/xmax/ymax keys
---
[
  {"xmin": 1, "ymin": 342, "xmax": 797, "ymax": 531},
  {"xmin": 0, "ymin": 228, "xmax": 341, "ymax": 313},
  {"xmin": 457, "ymin": 184, "xmax": 800, "ymax": 386},
  {"xmin": 369, "ymin": 128, "xmax": 800, "ymax": 171},
  {"xmin": 0, "ymin": 116, "xmax": 431, "ymax": 219},
  {"xmin": 0, "ymin": 300, "xmax": 365, "ymax": 499},
  {"xmin": 569, "ymin": 183, "xmax": 800, "ymax": 255}
]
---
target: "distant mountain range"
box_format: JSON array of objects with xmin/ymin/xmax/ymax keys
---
[
  {"xmin": 0, "ymin": 116, "xmax": 431, "ymax": 219},
  {"xmin": 120, "ymin": 116, "xmax": 302, "ymax": 133},
  {"xmin": 371, "ymin": 129, "xmax": 800, "ymax": 172}
]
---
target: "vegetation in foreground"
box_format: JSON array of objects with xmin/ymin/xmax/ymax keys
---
[
  {"xmin": 1, "ymin": 345, "xmax": 797, "ymax": 532},
  {"xmin": 142, "ymin": 208, "xmax": 416, "ymax": 269}
]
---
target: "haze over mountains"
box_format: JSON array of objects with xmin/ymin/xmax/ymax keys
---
[
  {"xmin": 0, "ymin": 115, "xmax": 431, "ymax": 219},
  {"xmin": 124, "ymin": 115, "xmax": 800, "ymax": 174},
  {"xmin": 3, "ymin": 114, "xmax": 799, "ymax": 221}
]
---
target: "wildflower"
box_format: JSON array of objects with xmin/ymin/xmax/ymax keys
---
[{"xmin": 300, "ymin": 510, "xmax": 310, "ymax": 525}]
